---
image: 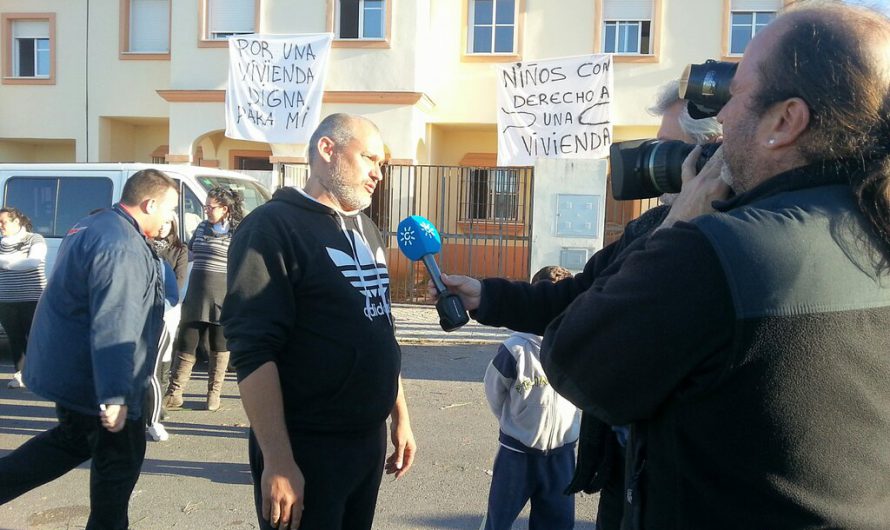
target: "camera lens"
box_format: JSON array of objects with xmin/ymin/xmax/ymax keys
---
[
  {"xmin": 646, "ymin": 141, "xmax": 693, "ymax": 194},
  {"xmin": 610, "ymin": 140, "xmax": 720, "ymax": 200},
  {"xmin": 680, "ymin": 60, "xmax": 738, "ymax": 118}
]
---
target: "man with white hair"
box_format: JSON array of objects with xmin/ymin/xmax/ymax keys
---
[{"xmin": 648, "ymin": 80, "xmax": 724, "ymax": 205}]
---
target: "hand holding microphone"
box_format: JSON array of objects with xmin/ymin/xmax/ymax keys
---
[{"xmin": 397, "ymin": 216, "xmax": 470, "ymax": 331}]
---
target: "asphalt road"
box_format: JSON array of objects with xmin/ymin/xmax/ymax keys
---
[{"xmin": 0, "ymin": 306, "xmax": 600, "ymax": 529}]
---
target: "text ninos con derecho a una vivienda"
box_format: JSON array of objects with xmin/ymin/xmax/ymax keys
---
[{"xmin": 501, "ymin": 58, "xmax": 612, "ymax": 158}]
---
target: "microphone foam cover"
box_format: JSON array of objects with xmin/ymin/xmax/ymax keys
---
[{"xmin": 397, "ymin": 215, "xmax": 442, "ymax": 260}]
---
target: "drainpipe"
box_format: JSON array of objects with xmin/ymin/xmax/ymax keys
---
[{"xmin": 84, "ymin": 0, "xmax": 90, "ymax": 162}]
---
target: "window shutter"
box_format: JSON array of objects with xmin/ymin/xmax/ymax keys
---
[
  {"xmin": 12, "ymin": 20, "xmax": 49, "ymax": 38},
  {"xmin": 731, "ymin": 0, "xmax": 781, "ymax": 11},
  {"xmin": 130, "ymin": 0, "xmax": 169, "ymax": 52},
  {"xmin": 209, "ymin": 0, "xmax": 256, "ymax": 34},
  {"xmin": 603, "ymin": 0, "xmax": 653, "ymax": 20}
]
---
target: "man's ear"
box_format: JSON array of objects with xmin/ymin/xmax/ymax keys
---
[
  {"xmin": 142, "ymin": 198, "xmax": 156, "ymax": 215},
  {"xmin": 765, "ymin": 97, "xmax": 810, "ymax": 149},
  {"xmin": 316, "ymin": 136, "xmax": 336, "ymax": 163}
]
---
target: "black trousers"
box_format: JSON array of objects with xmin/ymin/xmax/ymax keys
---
[
  {"xmin": 596, "ymin": 445, "xmax": 626, "ymax": 530},
  {"xmin": 0, "ymin": 300, "xmax": 38, "ymax": 369},
  {"xmin": 248, "ymin": 425, "xmax": 386, "ymax": 530},
  {"xmin": 0, "ymin": 405, "xmax": 146, "ymax": 530}
]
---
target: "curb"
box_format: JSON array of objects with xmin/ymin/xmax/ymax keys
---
[{"xmin": 397, "ymin": 337, "xmax": 503, "ymax": 346}]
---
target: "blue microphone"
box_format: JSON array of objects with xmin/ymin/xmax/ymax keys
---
[{"xmin": 397, "ymin": 215, "xmax": 470, "ymax": 331}]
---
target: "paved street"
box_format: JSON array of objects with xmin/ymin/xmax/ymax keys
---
[{"xmin": 0, "ymin": 305, "xmax": 600, "ymax": 529}]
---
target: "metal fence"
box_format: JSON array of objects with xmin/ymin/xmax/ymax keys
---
[
  {"xmin": 279, "ymin": 162, "xmax": 657, "ymax": 303},
  {"xmin": 282, "ymin": 163, "xmax": 534, "ymax": 304}
]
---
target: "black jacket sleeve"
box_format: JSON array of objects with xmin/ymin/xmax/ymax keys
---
[
  {"xmin": 474, "ymin": 243, "xmax": 615, "ymax": 334},
  {"xmin": 474, "ymin": 206, "xmax": 671, "ymax": 335},
  {"xmin": 541, "ymin": 222, "xmax": 735, "ymax": 425},
  {"xmin": 222, "ymin": 219, "xmax": 299, "ymax": 382}
]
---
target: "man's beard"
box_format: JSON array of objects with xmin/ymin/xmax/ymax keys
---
[
  {"xmin": 326, "ymin": 157, "xmax": 372, "ymax": 212},
  {"xmin": 721, "ymin": 114, "xmax": 761, "ymax": 194}
]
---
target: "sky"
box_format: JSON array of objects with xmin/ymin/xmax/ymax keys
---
[{"xmin": 844, "ymin": 0, "xmax": 890, "ymax": 14}]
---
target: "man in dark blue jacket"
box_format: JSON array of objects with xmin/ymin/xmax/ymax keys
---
[{"xmin": 0, "ymin": 169, "xmax": 179, "ymax": 529}]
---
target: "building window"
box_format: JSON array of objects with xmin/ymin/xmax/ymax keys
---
[
  {"xmin": 603, "ymin": 21, "xmax": 651, "ymax": 54},
  {"xmin": 127, "ymin": 0, "xmax": 170, "ymax": 54},
  {"xmin": 468, "ymin": 0, "xmax": 516, "ymax": 54},
  {"xmin": 337, "ymin": 0, "xmax": 385, "ymax": 39},
  {"xmin": 466, "ymin": 169, "xmax": 520, "ymax": 221},
  {"xmin": 725, "ymin": 1, "xmax": 781, "ymax": 58},
  {"xmin": 3, "ymin": 14, "xmax": 55, "ymax": 83},
  {"xmin": 602, "ymin": 0, "xmax": 653, "ymax": 55},
  {"xmin": 205, "ymin": 0, "xmax": 256, "ymax": 41},
  {"xmin": 729, "ymin": 11, "xmax": 774, "ymax": 54}
]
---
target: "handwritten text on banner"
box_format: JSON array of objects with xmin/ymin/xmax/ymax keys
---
[
  {"xmin": 497, "ymin": 55, "xmax": 613, "ymax": 166},
  {"xmin": 225, "ymin": 34, "xmax": 333, "ymax": 144}
]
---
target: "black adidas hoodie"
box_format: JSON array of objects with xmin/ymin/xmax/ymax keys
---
[{"xmin": 222, "ymin": 187, "xmax": 400, "ymax": 434}]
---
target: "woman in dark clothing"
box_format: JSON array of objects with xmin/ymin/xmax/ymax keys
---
[
  {"xmin": 164, "ymin": 187, "xmax": 244, "ymax": 412},
  {"xmin": 146, "ymin": 217, "xmax": 188, "ymax": 441}
]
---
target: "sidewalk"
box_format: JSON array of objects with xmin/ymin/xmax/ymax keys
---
[{"xmin": 391, "ymin": 303, "xmax": 511, "ymax": 345}]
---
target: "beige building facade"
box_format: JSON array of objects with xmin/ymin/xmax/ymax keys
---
[{"xmin": 0, "ymin": 0, "xmax": 789, "ymax": 168}]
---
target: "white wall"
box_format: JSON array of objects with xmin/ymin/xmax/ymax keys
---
[
  {"xmin": 0, "ymin": 1, "xmax": 88, "ymax": 158},
  {"xmin": 0, "ymin": 0, "xmax": 739, "ymax": 164},
  {"xmin": 530, "ymin": 158, "xmax": 609, "ymax": 276},
  {"xmin": 425, "ymin": 0, "xmax": 729, "ymax": 127}
]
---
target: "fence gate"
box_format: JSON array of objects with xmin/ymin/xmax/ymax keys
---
[
  {"xmin": 280, "ymin": 163, "xmax": 534, "ymax": 304},
  {"xmin": 280, "ymin": 164, "xmax": 660, "ymax": 303},
  {"xmin": 361, "ymin": 164, "xmax": 532, "ymax": 304}
]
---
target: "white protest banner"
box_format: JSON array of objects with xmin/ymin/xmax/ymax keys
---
[
  {"xmin": 496, "ymin": 54, "xmax": 613, "ymax": 166},
  {"xmin": 225, "ymin": 33, "xmax": 333, "ymax": 144}
]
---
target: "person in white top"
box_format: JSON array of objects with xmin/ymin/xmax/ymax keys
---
[{"xmin": 0, "ymin": 208, "xmax": 47, "ymax": 389}]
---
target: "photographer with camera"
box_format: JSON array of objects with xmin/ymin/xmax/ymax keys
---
[
  {"xmin": 536, "ymin": 3, "xmax": 890, "ymax": 529},
  {"xmin": 433, "ymin": 82, "xmax": 720, "ymax": 529}
]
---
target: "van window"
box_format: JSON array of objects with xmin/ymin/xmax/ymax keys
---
[
  {"xmin": 182, "ymin": 185, "xmax": 203, "ymax": 244},
  {"xmin": 4, "ymin": 177, "xmax": 113, "ymax": 237},
  {"xmin": 194, "ymin": 176, "xmax": 271, "ymax": 214}
]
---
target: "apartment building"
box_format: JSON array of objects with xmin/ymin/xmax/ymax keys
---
[
  {"xmin": 0, "ymin": 0, "xmax": 788, "ymax": 294},
  {"xmin": 1, "ymin": 0, "xmax": 788, "ymax": 167}
]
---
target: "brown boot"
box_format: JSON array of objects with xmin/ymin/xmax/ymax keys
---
[
  {"xmin": 163, "ymin": 352, "xmax": 195, "ymax": 410},
  {"xmin": 207, "ymin": 350, "xmax": 230, "ymax": 411}
]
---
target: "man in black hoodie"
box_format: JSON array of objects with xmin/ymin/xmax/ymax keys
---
[{"xmin": 223, "ymin": 113, "xmax": 415, "ymax": 530}]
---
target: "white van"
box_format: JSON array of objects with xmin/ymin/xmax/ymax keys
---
[{"xmin": 0, "ymin": 163, "xmax": 272, "ymax": 275}]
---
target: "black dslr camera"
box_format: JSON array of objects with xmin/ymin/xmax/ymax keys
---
[{"xmin": 610, "ymin": 60, "xmax": 736, "ymax": 200}]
